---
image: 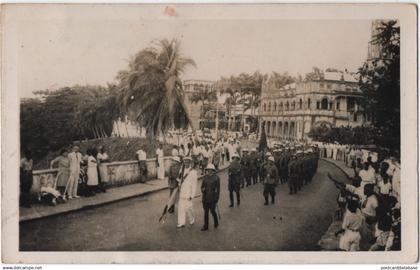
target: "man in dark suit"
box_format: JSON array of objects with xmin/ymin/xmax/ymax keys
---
[{"xmin": 201, "ymin": 163, "xmax": 220, "ymax": 231}]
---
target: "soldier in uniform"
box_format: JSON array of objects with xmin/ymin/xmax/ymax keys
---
[
  {"xmin": 168, "ymin": 156, "xmax": 182, "ymax": 213},
  {"xmin": 228, "ymin": 153, "xmax": 241, "ymax": 207},
  {"xmin": 200, "ymin": 164, "xmax": 220, "ymax": 231},
  {"xmin": 263, "ymin": 156, "xmax": 279, "ymax": 205},
  {"xmin": 296, "ymin": 150, "xmax": 304, "ymax": 190},
  {"xmin": 257, "ymin": 150, "xmax": 265, "ymax": 183},
  {"xmin": 288, "ymin": 153, "xmax": 298, "ymax": 195},
  {"xmin": 241, "ymin": 149, "xmax": 250, "ymax": 188},
  {"xmin": 249, "ymin": 148, "xmax": 259, "ymax": 185}
]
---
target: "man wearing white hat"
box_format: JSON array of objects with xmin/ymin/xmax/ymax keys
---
[
  {"xmin": 177, "ymin": 156, "xmax": 198, "ymax": 228},
  {"xmin": 200, "ymin": 164, "xmax": 220, "ymax": 231},
  {"xmin": 263, "ymin": 156, "xmax": 279, "ymax": 205}
]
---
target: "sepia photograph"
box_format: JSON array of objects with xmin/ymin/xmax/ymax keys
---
[{"xmin": 1, "ymin": 3, "xmax": 418, "ymax": 264}]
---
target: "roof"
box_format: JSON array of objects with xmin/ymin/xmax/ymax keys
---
[{"xmin": 324, "ymin": 72, "xmax": 358, "ymax": 83}]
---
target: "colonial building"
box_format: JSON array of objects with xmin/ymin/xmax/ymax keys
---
[{"xmin": 259, "ymin": 71, "xmax": 370, "ymax": 140}]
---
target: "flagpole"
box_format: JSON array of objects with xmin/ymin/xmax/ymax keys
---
[{"xmin": 215, "ymin": 87, "xmax": 219, "ymax": 138}]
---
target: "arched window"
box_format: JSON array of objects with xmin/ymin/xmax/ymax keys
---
[
  {"xmin": 274, "ymin": 102, "xmax": 277, "ymax": 112},
  {"xmin": 291, "ymin": 101, "xmax": 295, "ymax": 110},
  {"xmin": 307, "ymin": 98, "xmax": 311, "ymax": 109},
  {"xmin": 263, "ymin": 103, "xmax": 267, "ymax": 112},
  {"xmin": 268, "ymin": 102, "xmax": 272, "ymax": 112},
  {"xmin": 286, "ymin": 101, "xmax": 289, "ymax": 111},
  {"xmin": 321, "ymin": 98, "xmax": 329, "ymax": 110},
  {"xmin": 280, "ymin": 102, "xmax": 283, "ymax": 111},
  {"xmin": 299, "ymin": 99, "xmax": 303, "ymax": 109}
]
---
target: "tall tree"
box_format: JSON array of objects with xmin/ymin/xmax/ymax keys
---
[
  {"xmin": 358, "ymin": 20, "xmax": 400, "ymax": 153},
  {"xmin": 189, "ymin": 84, "xmax": 217, "ymax": 119},
  {"xmin": 118, "ymin": 39, "xmax": 196, "ymax": 138}
]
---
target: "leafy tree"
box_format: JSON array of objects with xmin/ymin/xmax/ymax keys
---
[
  {"xmin": 358, "ymin": 20, "xmax": 400, "ymax": 153},
  {"xmin": 189, "ymin": 84, "xmax": 217, "ymax": 118},
  {"xmin": 117, "ymin": 39, "xmax": 196, "ymax": 138},
  {"xmin": 304, "ymin": 67, "xmax": 323, "ymax": 81},
  {"xmin": 21, "ymin": 85, "xmax": 121, "ymax": 161}
]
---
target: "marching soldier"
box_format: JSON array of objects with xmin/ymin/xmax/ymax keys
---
[
  {"xmin": 288, "ymin": 153, "xmax": 298, "ymax": 195},
  {"xmin": 228, "ymin": 153, "xmax": 241, "ymax": 207},
  {"xmin": 263, "ymin": 156, "xmax": 279, "ymax": 205},
  {"xmin": 241, "ymin": 149, "xmax": 250, "ymax": 188},
  {"xmin": 200, "ymin": 164, "xmax": 220, "ymax": 231},
  {"xmin": 296, "ymin": 150, "xmax": 304, "ymax": 190},
  {"xmin": 249, "ymin": 148, "xmax": 259, "ymax": 185}
]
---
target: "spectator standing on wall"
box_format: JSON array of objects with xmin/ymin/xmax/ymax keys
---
[{"xmin": 136, "ymin": 148, "xmax": 147, "ymax": 182}]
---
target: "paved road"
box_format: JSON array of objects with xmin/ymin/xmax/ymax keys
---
[{"xmin": 20, "ymin": 159, "xmax": 346, "ymax": 251}]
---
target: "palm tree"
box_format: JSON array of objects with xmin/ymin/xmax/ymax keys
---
[
  {"xmin": 189, "ymin": 85, "xmax": 217, "ymax": 126},
  {"xmin": 118, "ymin": 38, "xmax": 196, "ymax": 138}
]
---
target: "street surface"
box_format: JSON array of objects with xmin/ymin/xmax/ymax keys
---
[{"xmin": 20, "ymin": 159, "xmax": 345, "ymax": 251}]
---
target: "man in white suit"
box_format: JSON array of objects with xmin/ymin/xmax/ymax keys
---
[
  {"xmin": 177, "ymin": 156, "xmax": 198, "ymax": 228},
  {"xmin": 67, "ymin": 145, "xmax": 82, "ymax": 199}
]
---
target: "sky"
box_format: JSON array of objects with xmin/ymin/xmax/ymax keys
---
[{"xmin": 9, "ymin": 6, "xmax": 373, "ymax": 98}]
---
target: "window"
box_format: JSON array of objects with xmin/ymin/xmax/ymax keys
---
[
  {"xmin": 353, "ymin": 113, "xmax": 358, "ymax": 122},
  {"xmin": 329, "ymin": 102, "xmax": 333, "ymax": 110},
  {"xmin": 308, "ymin": 98, "xmax": 311, "ymax": 109},
  {"xmin": 268, "ymin": 102, "xmax": 271, "ymax": 112},
  {"xmin": 280, "ymin": 102, "xmax": 283, "ymax": 111},
  {"xmin": 263, "ymin": 103, "xmax": 267, "ymax": 112},
  {"xmin": 299, "ymin": 99, "xmax": 303, "ymax": 109},
  {"xmin": 316, "ymin": 101, "xmax": 320, "ymax": 110},
  {"xmin": 336, "ymin": 101, "xmax": 340, "ymax": 110},
  {"xmin": 292, "ymin": 101, "xmax": 295, "ymax": 110},
  {"xmin": 321, "ymin": 98, "xmax": 329, "ymax": 110},
  {"xmin": 327, "ymin": 84, "xmax": 332, "ymax": 89},
  {"xmin": 274, "ymin": 102, "xmax": 277, "ymax": 112},
  {"xmin": 320, "ymin": 83, "xmax": 324, "ymax": 89},
  {"xmin": 286, "ymin": 101, "xmax": 289, "ymax": 111}
]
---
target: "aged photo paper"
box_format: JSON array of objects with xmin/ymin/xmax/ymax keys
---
[{"xmin": 1, "ymin": 3, "xmax": 418, "ymax": 264}]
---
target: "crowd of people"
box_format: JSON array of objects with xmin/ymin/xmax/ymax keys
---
[
  {"xmin": 19, "ymin": 145, "xmax": 110, "ymax": 207},
  {"xmin": 161, "ymin": 132, "xmax": 321, "ymax": 232},
  {"xmin": 20, "ymin": 130, "xmax": 402, "ymax": 252},
  {"xmin": 322, "ymin": 141, "xmax": 401, "ymax": 251}
]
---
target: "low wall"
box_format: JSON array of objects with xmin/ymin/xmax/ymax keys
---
[{"xmin": 31, "ymin": 157, "xmax": 174, "ymax": 195}]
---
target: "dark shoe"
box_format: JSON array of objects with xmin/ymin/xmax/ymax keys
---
[
  {"xmin": 214, "ymin": 223, "xmax": 219, "ymax": 229},
  {"xmin": 229, "ymin": 204, "xmax": 234, "ymax": 208},
  {"xmin": 264, "ymin": 202, "xmax": 269, "ymax": 205},
  {"xmin": 201, "ymin": 227, "xmax": 209, "ymax": 231},
  {"xmin": 271, "ymin": 200, "xmax": 275, "ymax": 204}
]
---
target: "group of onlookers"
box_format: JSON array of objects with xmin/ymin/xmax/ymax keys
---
[
  {"xmin": 325, "ymin": 142, "xmax": 401, "ymax": 251},
  {"xmin": 19, "ymin": 145, "xmax": 110, "ymax": 207}
]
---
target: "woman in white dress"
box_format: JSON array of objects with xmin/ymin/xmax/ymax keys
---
[
  {"xmin": 156, "ymin": 145, "xmax": 165, "ymax": 180},
  {"xmin": 87, "ymin": 149, "xmax": 99, "ymax": 196}
]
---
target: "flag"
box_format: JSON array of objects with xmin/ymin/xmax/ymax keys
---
[
  {"xmin": 159, "ymin": 164, "xmax": 186, "ymax": 224},
  {"xmin": 159, "ymin": 187, "xmax": 179, "ymax": 224},
  {"xmin": 258, "ymin": 122, "xmax": 268, "ymax": 152}
]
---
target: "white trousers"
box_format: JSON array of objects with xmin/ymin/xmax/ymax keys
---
[
  {"xmin": 157, "ymin": 157, "xmax": 165, "ymax": 180},
  {"xmin": 67, "ymin": 171, "xmax": 79, "ymax": 197},
  {"xmin": 339, "ymin": 230, "xmax": 361, "ymax": 251},
  {"xmin": 177, "ymin": 198, "xmax": 195, "ymax": 226}
]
